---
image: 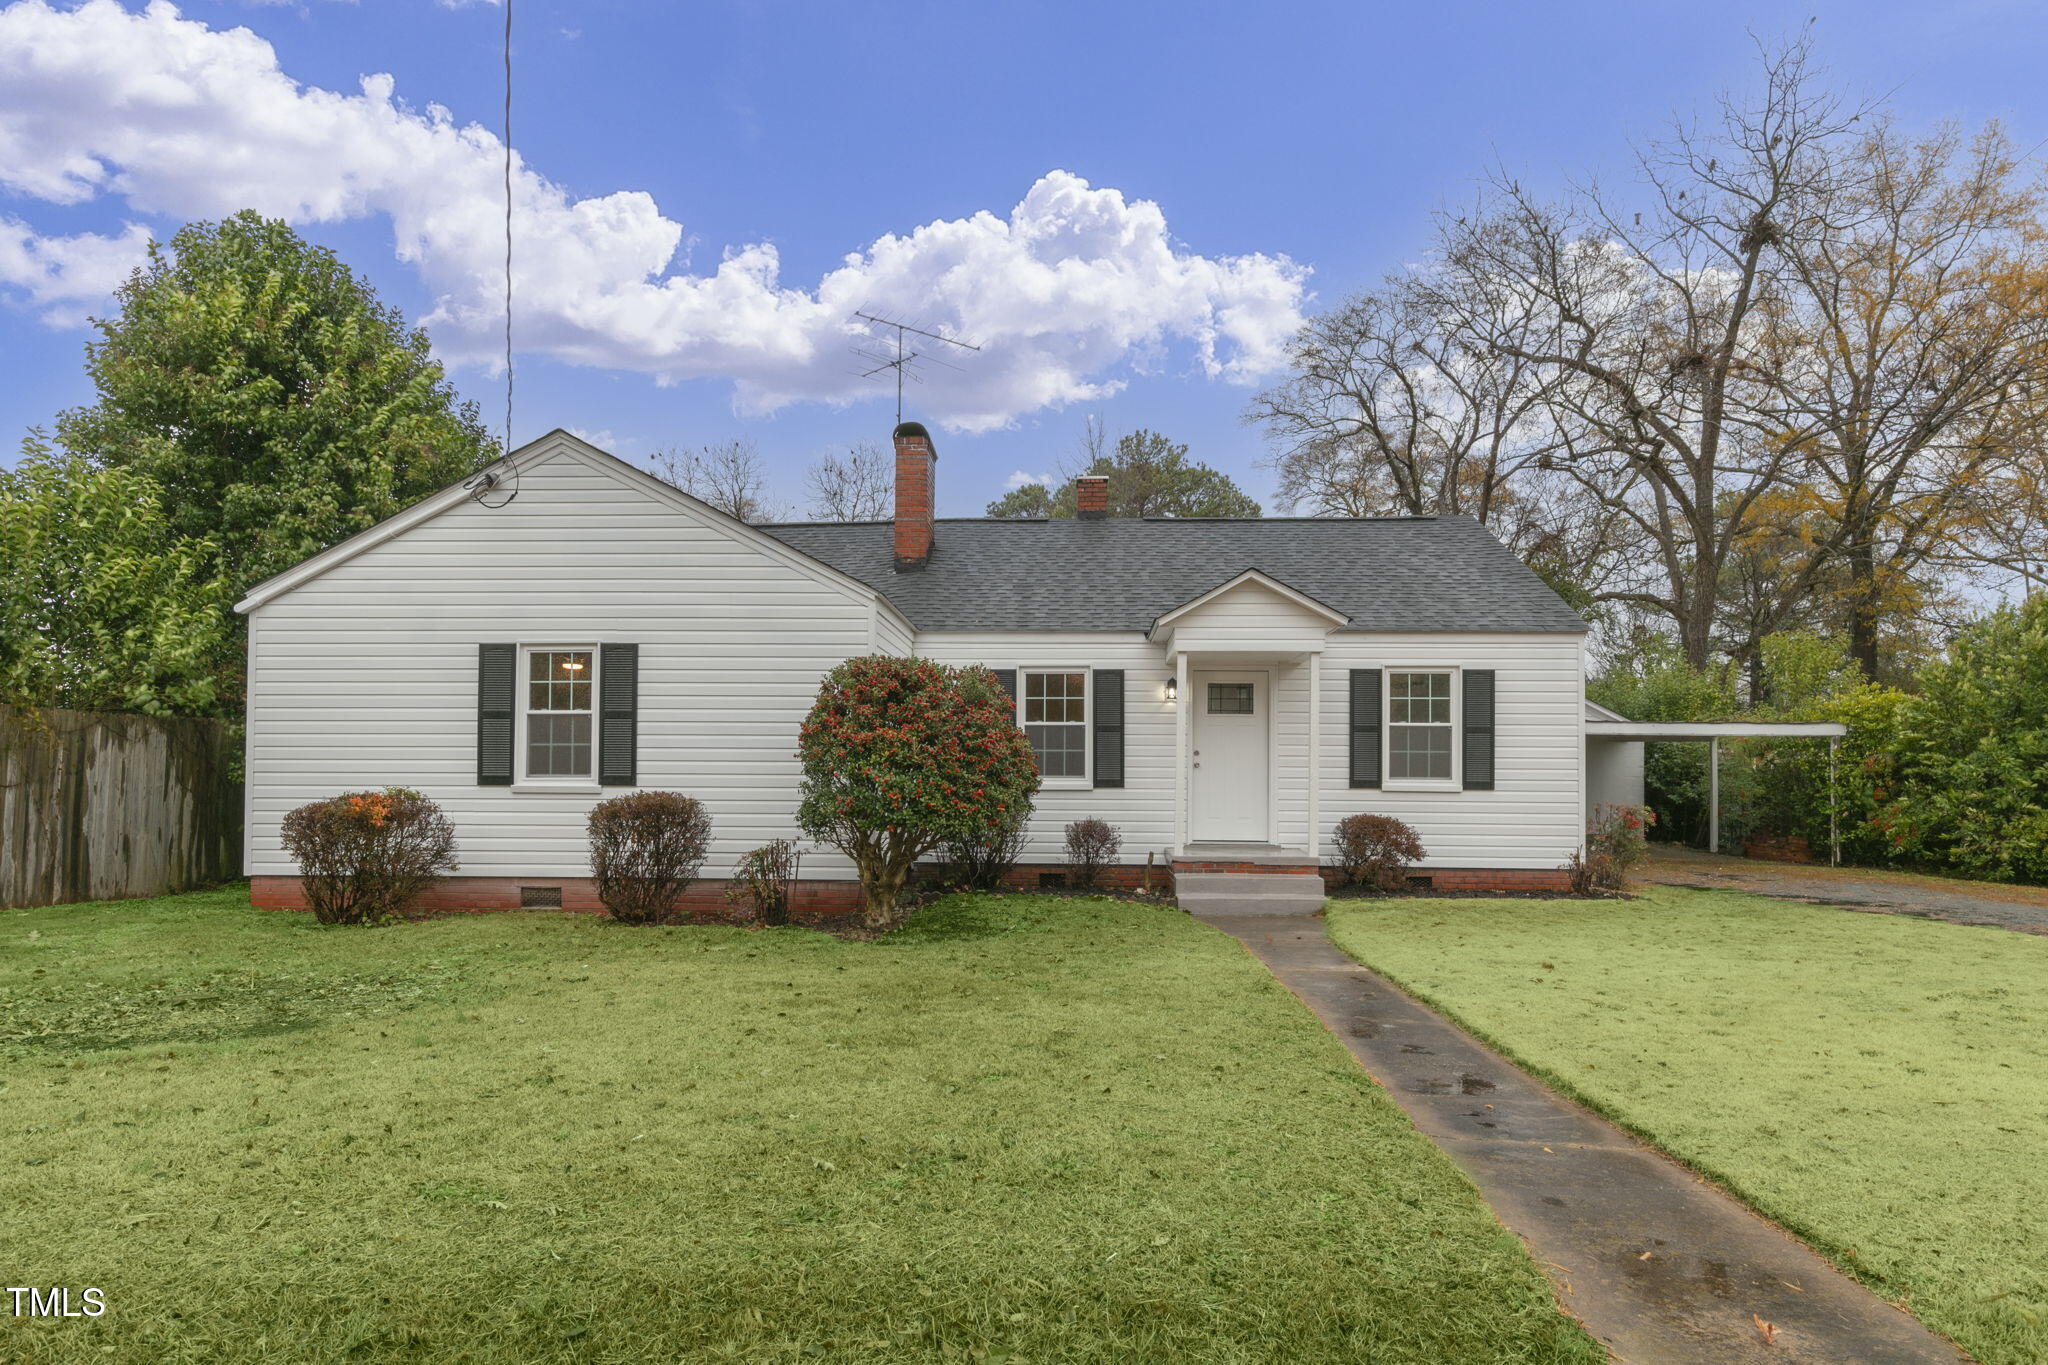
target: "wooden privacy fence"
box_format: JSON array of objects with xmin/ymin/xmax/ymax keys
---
[{"xmin": 0, "ymin": 706, "xmax": 241, "ymax": 909}]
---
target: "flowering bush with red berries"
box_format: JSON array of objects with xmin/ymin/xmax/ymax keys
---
[
  {"xmin": 797, "ymin": 656, "xmax": 1039, "ymax": 927},
  {"xmin": 1574, "ymin": 802, "xmax": 1653, "ymax": 891}
]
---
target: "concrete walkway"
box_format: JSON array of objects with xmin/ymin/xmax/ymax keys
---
[
  {"xmin": 1199, "ymin": 910, "xmax": 1965, "ymax": 1365},
  {"xmin": 1642, "ymin": 846, "xmax": 2048, "ymax": 935}
]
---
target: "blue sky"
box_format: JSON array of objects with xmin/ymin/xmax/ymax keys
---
[{"xmin": 3, "ymin": 0, "xmax": 2044, "ymax": 514}]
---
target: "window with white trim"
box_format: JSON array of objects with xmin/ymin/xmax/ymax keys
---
[
  {"xmin": 523, "ymin": 647, "xmax": 597, "ymax": 780},
  {"xmin": 1387, "ymin": 670, "xmax": 1455, "ymax": 782},
  {"xmin": 1020, "ymin": 669, "xmax": 1088, "ymax": 780}
]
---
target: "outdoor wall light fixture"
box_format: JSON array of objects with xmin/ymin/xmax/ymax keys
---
[{"xmin": 1164, "ymin": 677, "xmax": 1178, "ymax": 702}]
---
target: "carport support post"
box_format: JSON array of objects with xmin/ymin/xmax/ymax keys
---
[
  {"xmin": 1708, "ymin": 736, "xmax": 1720, "ymax": 854},
  {"xmin": 1829, "ymin": 736, "xmax": 1840, "ymax": 866}
]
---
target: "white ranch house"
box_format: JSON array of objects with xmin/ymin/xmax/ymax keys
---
[{"xmin": 237, "ymin": 423, "xmax": 1786, "ymax": 914}]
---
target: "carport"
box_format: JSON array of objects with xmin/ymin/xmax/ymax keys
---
[{"xmin": 1584, "ymin": 705, "xmax": 1848, "ymax": 862}]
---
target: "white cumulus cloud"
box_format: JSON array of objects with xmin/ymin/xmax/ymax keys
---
[
  {"xmin": 0, "ymin": 216, "xmax": 150, "ymax": 325},
  {"xmin": 0, "ymin": 0, "xmax": 1309, "ymax": 430},
  {"xmin": 1003, "ymin": 469, "xmax": 1055, "ymax": 490}
]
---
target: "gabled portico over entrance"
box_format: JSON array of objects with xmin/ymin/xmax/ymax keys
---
[{"xmin": 1149, "ymin": 569, "xmax": 1349, "ymax": 864}]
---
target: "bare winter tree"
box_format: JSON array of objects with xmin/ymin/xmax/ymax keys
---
[
  {"xmin": 1758, "ymin": 118, "xmax": 2048, "ymax": 676},
  {"xmin": 1252, "ymin": 35, "xmax": 2048, "ymax": 679},
  {"xmin": 803, "ymin": 441, "xmax": 892, "ymax": 521},
  {"xmin": 649, "ymin": 439, "xmax": 783, "ymax": 523},
  {"xmin": 1431, "ymin": 38, "xmax": 1867, "ymax": 668},
  {"xmin": 1249, "ymin": 275, "xmax": 1574, "ymax": 527}
]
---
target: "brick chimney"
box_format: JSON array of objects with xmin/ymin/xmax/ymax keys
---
[
  {"xmin": 892, "ymin": 421, "xmax": 936, "ymax": 572},
  {"xmin": 1076, "ymin": 474, "xmax": 1110, "ymax": 520}
]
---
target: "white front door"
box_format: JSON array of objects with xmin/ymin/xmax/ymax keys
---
[{"xmin": 1189, "ymin": 670, "xmax": 1270, "ymax": 842}]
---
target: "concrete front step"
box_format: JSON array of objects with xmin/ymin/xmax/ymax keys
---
[{"xmin": 1176, "ymin": 871, "xmax": 1327, "ymax": 917}]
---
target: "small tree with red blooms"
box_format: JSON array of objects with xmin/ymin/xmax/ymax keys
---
[
  {"xmin": 1582, "ymin": 803, "xmax": 1652, "ymax": 890},
  {"xmin": 797, "ymin": 656, "xmax": 1039, "ymax": 928}
]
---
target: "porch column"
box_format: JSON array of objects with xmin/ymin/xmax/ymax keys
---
[
  {"xmin": 1306, "ymin": 653, "xmax": 1321, "ymax": 861},
  {"xmin": 1173, "ymin": 651, "xmax": 1190, "ymax": 854}
]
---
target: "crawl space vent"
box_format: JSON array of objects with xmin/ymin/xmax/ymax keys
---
[{"xmin": 520, "ymin": 885, "xmax": 563, "ymax": 909}]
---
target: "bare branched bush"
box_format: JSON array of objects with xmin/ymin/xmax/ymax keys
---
[
  {"xmin": 937, "ymin": 814, "xmax": 1028, "ymax": 892},
  {"xmin": 280, "ymin": 787, "xmax": 458, "ymax": 925},
  {"xmin": 1064, "ymin": 818, "xmax": 1121, "ymax": 891},
  {"xmin": 588, "ymin": 792, "xmax": 712, "ymax": 924},
  {"xmin": 725, "ymin": 839, "xmax": 800, "ymax": 926},
  {"xmin": 1330, "ymin": 813, "xmax": 1427, "ymax": 892}
]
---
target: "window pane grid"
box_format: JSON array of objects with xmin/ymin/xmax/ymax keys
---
[
  {"xmin": 525, "ymin": 650, "xmax": 595, "ymax": 779},
  {"xmin": 1387, "ymin": 671, "xmax": 1454, "ymax": 780},
  {"xmin": 1022, "ymin": 671, "xmax": 1087, "ymax": 777},
  {"xmin": 1207, "ymin": 683, "xmax": 1254, "ymax": 714}
]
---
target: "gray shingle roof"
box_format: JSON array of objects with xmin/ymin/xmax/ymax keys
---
[{"xmin": 761, "ymin": 516, "xmax": 1590, "ymax": 634}]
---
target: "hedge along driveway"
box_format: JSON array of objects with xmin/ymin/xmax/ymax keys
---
[
  {"xmin": 1326, "ymin": 888, "xmax": 2048, "ymax": 1365},
  {"xmin": 1, "ymin": 889, "xmax": 1602, "ymax": 1365}
]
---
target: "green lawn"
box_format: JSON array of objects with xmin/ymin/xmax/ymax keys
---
[
  {"xmin": 1, "ymin": 889, "xmax": 1599, "ymax": 1365},
  {"xmin": 1327, "ymin": 887, "xmax": 2048, "ymax": 1365}
]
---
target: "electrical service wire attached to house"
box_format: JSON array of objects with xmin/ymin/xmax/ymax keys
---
[{"xmin": 469, "ymin": 0, "xmax": 520, "ymax": 509}]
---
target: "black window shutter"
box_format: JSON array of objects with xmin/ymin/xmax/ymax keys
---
[
  {"xmin": 600, "ymin": 643, "xmax": 639, "ymax": 786},
  {"xmin": 1092, "ymin": 669, "xmax": 1125, "ymax": 788},
  {"xmin": 478, "ymin": 643, "xmax": 515, "ymax": 785},
  {"xmin": 993, "ymin": 669, "xmax": 1017, "ymax": 702},
  {"xmin": 1349, "ymin": 668, "xmax": 1382, "ymax": 789},
  {"xmin": 1463, "ymin": 668, "xmax": 1496, "ymax": 791}
]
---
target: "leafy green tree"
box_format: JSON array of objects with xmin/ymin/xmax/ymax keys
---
[
  {"xmin": 1739, "ymin": 633, "xmax": 1905, "ymax": 861},
  {"xmin": 985, "ymin": 429, "xmax": 1260, "ymax": 518},
  {"xmin": 1588, "ymin": 635, "xmax": 1738, "ymax": 844},
  {"xmin": 58, "ymin": 211, "xmax": 496, "ymax": 597},
  {"xmin": 796, "ymin": 656, "xmax": 1039, "ymax": 927},
  {"xmin": 0, "ymin": 436, "xmax": 230, "ymax": 716},
  {"xmin": 1881, "ymin": 596, "xmax": 2048, "ymax": 881}
]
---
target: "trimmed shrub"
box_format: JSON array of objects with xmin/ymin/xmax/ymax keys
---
[
  {"xmin": 279, "ymin": 787, "xmax": 458, "ymax": 925},
  {"xmin": 726, "ymin": 839, "xmax": 800, "ymax": 926},
  {"xmin": 1566, "ymin": 849, "xmax": 1616, "ymax": 897},
  {"xmin": 588, "ymin": 792, "xmax": 711, "ymax": 924},
  {"xmin": 1585, "ymin": 803, "xmax": 1652, "ymax": 887},
  {"xmin": 938, "ymin": 813, "xmax": 1028, "ymax": 892},
  {"xmin": 1064, "ymin": 818, "xmax": 1121, "ymax": 890},
  {"xmin": 1330, "ymin": 813, "xmax": 1426, "ymax": 892},
  {"xmin": 797, "ymin": 656, "xmax": 1039, "ymax": 928}
]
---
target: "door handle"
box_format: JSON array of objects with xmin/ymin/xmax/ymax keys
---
[{"xmin": 1193, "ymin": 761, "xmax": 1201, "ymax": 768}]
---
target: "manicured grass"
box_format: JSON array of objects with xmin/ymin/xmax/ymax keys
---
[
  {"xmin": 2, "ymin": 888, "xmax": 1600, "ymax": 1364},
  {"xmin": 1327, "ymin": 887, "xmax": 2048, "ymax": 1365}
]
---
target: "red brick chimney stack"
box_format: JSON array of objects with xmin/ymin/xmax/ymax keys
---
[
  {"xmin": 1076, "ymin": 474, "xmax": 1110, "ymax": 520},
  {"xmin": 892, "ymin": 421, "xmax": 936, "ymax": 572}
]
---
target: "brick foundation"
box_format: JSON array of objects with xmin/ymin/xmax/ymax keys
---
[
  {"xmin": 983, "ymin": 863, "xmax": 1176, "ymax": 895},
  {"xmin": 1175, "ymin": 859, "xmax": 1321, "ymax": 876},
  {"xmin": 1316, "ymin": 866, "xmax": 1574, "ymax": 894},
  {"xmin": 1743, "ymin": 834, "xmax": 1814, "ymax": 864},
  {"xmin": 249, "ymin": 875, "xmax": 865, "ymax": 920},
  {"xmin": 250, "ymin": 861, "xmax": 1575, "ymax": 919}
]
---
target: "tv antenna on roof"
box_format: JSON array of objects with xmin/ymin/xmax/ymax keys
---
[{"xmin": 849, "ymin": 310, "xmax": 981, "ymax": 424}]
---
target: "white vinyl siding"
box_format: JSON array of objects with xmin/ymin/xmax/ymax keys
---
[
  {"xmin": 243, "ymin": 444, "xmax": 887, "ymax": 880},
  {"xmin": 916, "ymin": 633, "xmax": 1173, "ymax": 863},
  {"xmin": 1311, "ymin": 635, "xmax": 1585, "ymax": 869}
]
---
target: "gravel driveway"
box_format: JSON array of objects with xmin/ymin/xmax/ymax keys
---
[{"xmin": 1640, "ymin": 846, "xmax": 2048, "ymax": 935}]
